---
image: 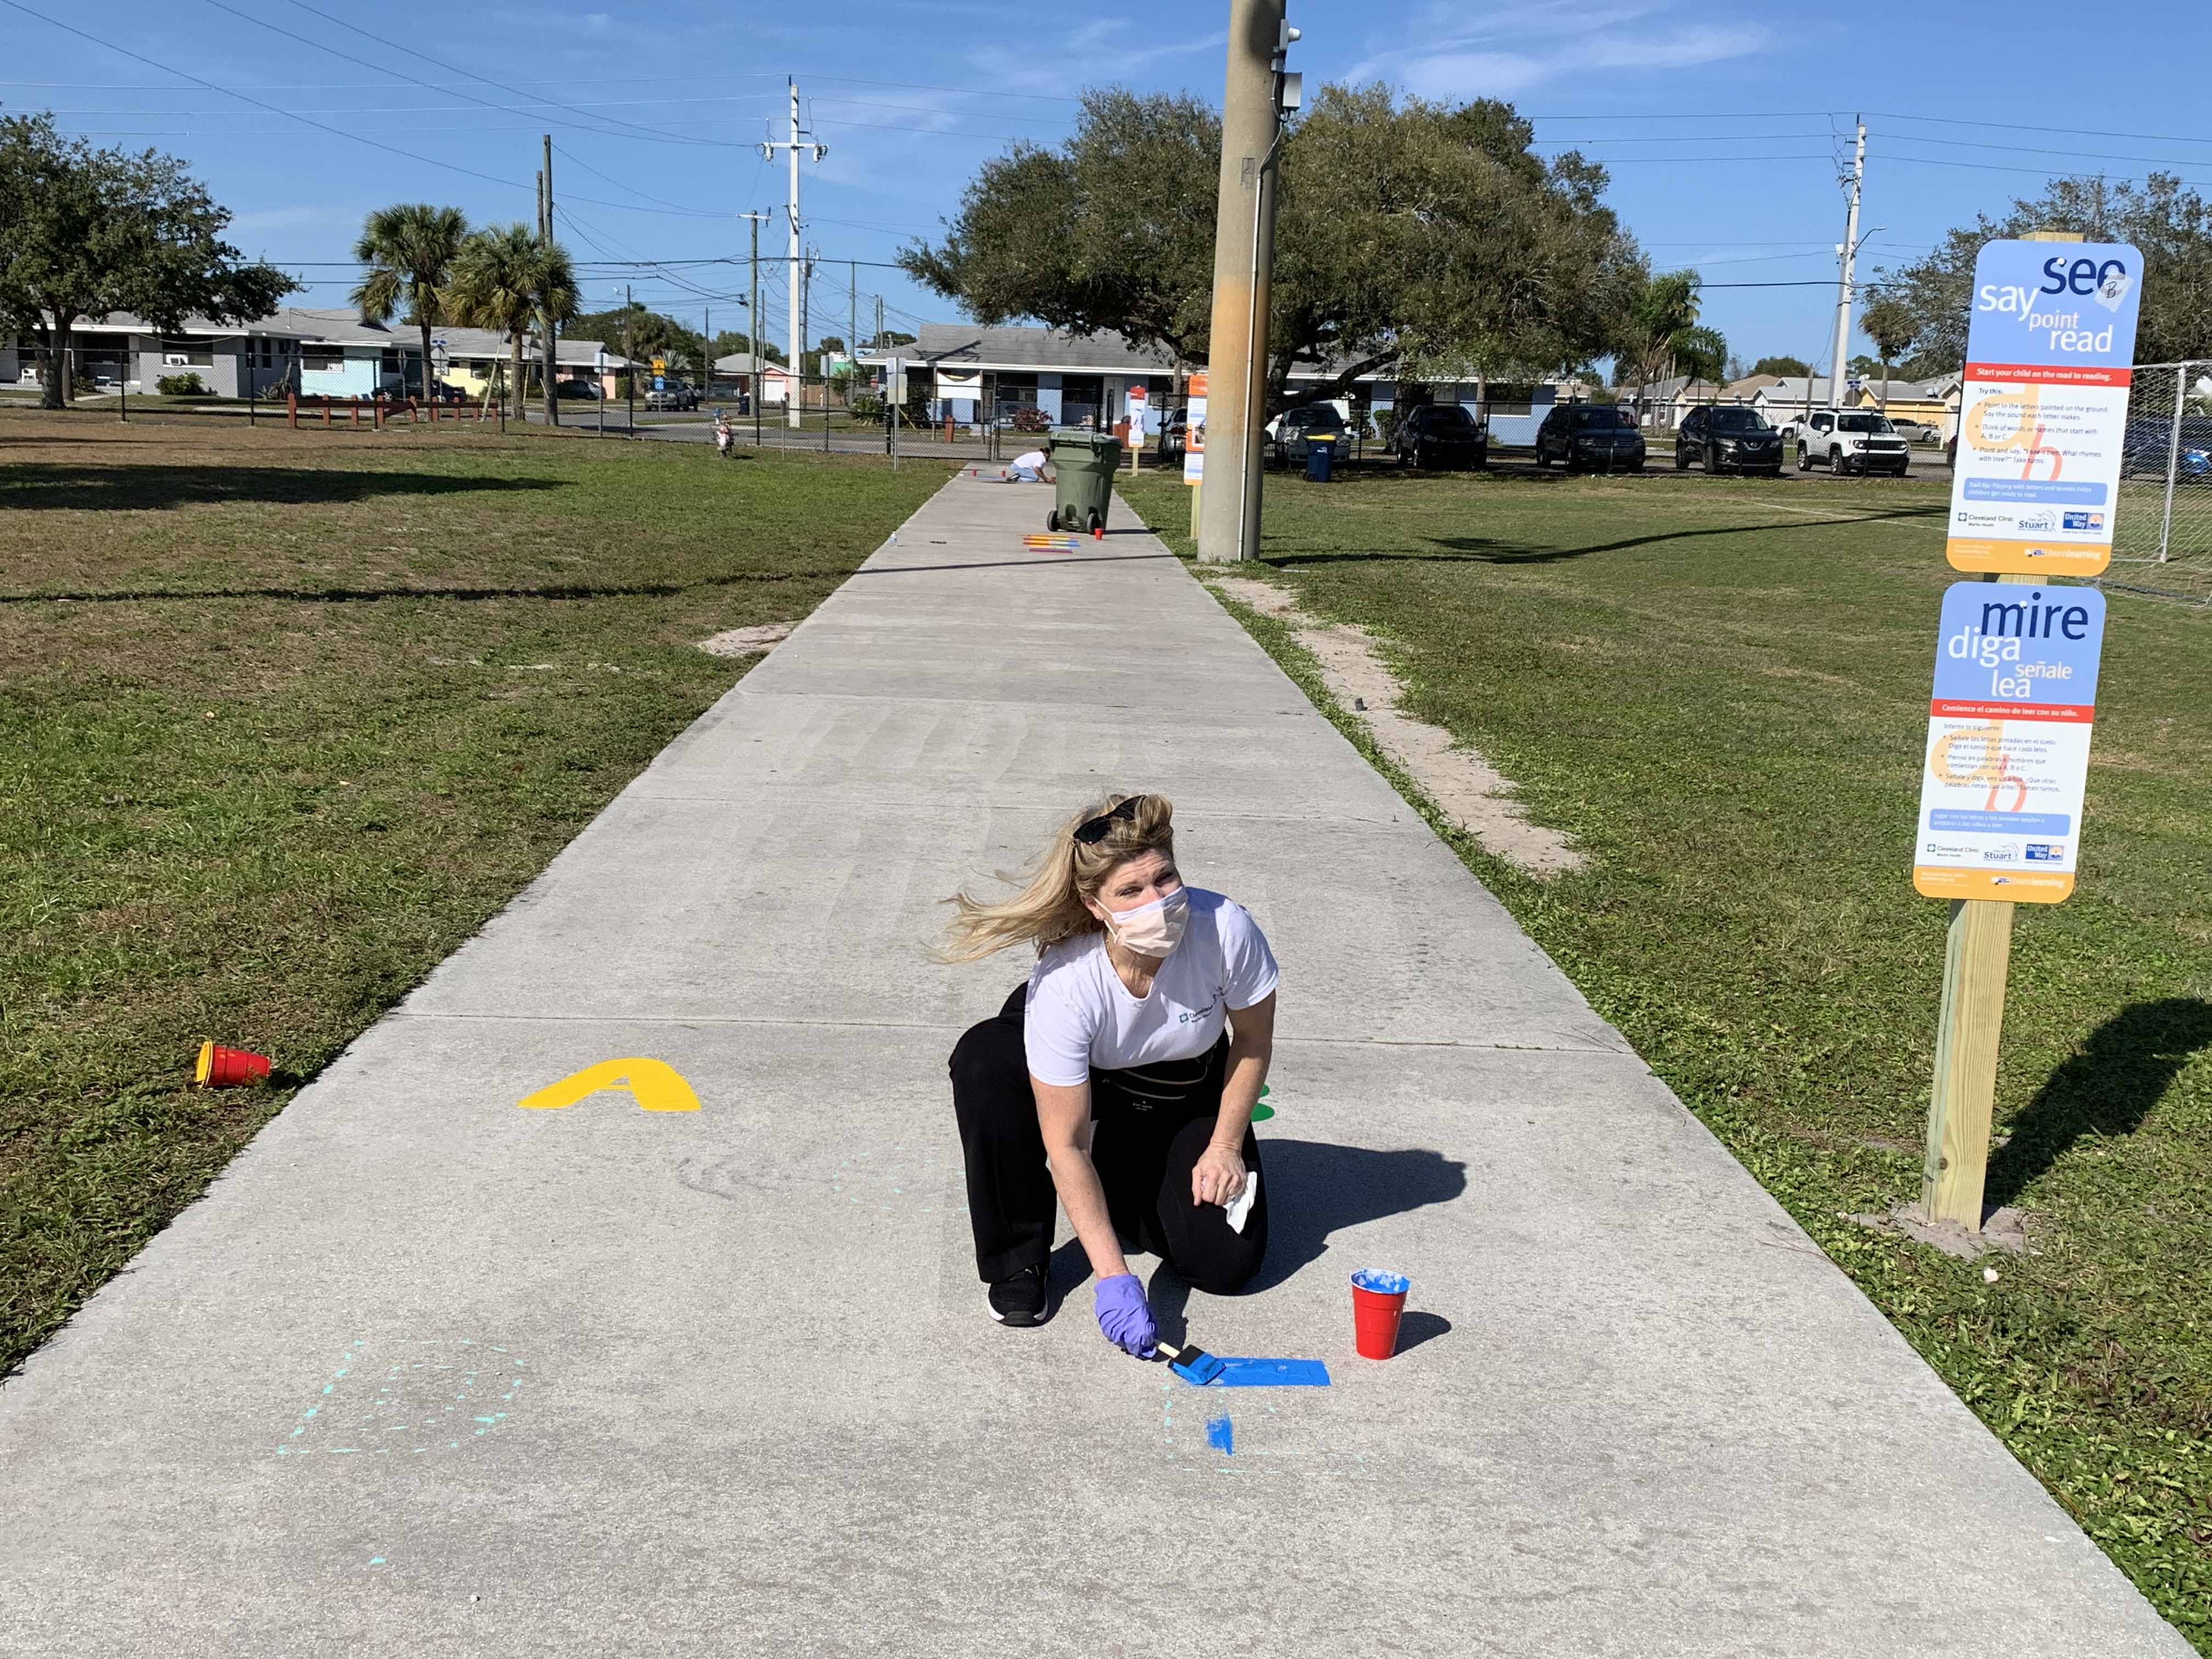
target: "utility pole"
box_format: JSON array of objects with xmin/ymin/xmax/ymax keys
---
[
  {"xmin": 1828, "ymin": 117, "xmax": 1866, "ymax": 413},
  {"xmin": 876, "ymin": 294, "xmax": 892, "ymax": 458},
  {"xmin": 760, "ymin": 77, "xmax": 826, "ymax": 428},
  {"xmin": 540, "ymin": 133, "xmax": 560, "ymax": 427},
  {"xmin": 1197, "ymin": 0, "xmax": 1297, "ymax": 562},
  {"xmin": 740, "ymin": 210, "xmax": 769, "ymax": 446},
  {"xmin": 625, "ymin": 281, "xmax": 635, "ymax": 435},
  {"xmin": 805, "ymin": 250, "xmax": 822, "ymax": 429}
]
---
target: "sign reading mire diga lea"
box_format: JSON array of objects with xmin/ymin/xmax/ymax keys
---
[{"xmin": 1914, "ymin": 580, "xmax": 2106, "ymax": 903}]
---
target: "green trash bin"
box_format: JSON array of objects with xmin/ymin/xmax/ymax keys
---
[{"xmin": 1045, "ymin": 428, "xmax": 1124, "ymax": 534}]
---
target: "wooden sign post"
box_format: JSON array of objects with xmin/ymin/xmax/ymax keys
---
[{"xmin": 1914, "ymin": 231, "xmax": 2138, "ymax": 1230}]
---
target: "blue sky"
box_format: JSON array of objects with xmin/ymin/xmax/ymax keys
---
[{"xmin": 9, "ymin": 0, "xmax": 2211, "ymax": 375}]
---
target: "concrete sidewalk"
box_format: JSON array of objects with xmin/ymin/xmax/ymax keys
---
[{"xmin": 0, "ymin": 475, "xmax": 2186, "ymax": 1657}]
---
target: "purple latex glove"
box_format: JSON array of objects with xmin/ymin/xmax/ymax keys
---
[{"xmin": 1093, "ymin": 1273, "xmax": 1158, "ymax": 1358}]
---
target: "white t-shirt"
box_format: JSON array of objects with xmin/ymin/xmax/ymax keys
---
[
  {"xmin": 1023, "ymin": 889, "xmax": 1279, "ymax": 1087},
  {"xmin": 1011, "ymin": 449, "xmax": 1048, "ymax": 472}
]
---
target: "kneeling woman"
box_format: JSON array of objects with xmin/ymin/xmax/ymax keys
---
[{"xmin": 943, "ymin": 792, "xmax": 1278, "ymax": 1357}]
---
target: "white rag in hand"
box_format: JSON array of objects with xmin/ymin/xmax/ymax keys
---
[{"xmin": 1225, "ymin": 1170, "xmax": 1260, "ymax": 1235}]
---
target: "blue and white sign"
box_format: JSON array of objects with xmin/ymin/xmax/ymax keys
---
[
  {"xmin": 1914, "ymin": 580, "xmax": 2106, "ymax": 903},
  {"xmin": 1947, "ymin": 239, "xmax": 2144, "ymax": 577}
]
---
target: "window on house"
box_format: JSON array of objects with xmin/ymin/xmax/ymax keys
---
[
  {"xmin": 1486, "ymin": 386, "xmax": 1535, "ymax": 417},
  {"xmin": 159, "ymin": 336, "xmax": 215, "ymax": 367},
  {"xmin": 301, "ymin": 345, "xmax": 344, "ymax": 371}
]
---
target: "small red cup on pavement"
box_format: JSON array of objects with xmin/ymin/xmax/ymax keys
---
[{"xmin": 1350, "ymin": 1268, "xmax": 1410, "ymax": 1359}]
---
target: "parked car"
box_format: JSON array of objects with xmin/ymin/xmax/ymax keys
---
[
  {"xmin": 555, "ymin": 379, "xmax": 602, "ymax": 400},
  {"xmin": 1796, "ymin": 409, "xmax": 1911, "ymax": 476},
  {"xmin": 1534, "ymin": 403, "xmax": 1646, "ymax": 472},
  {"xmin": 2120, "ymin": 415, "xmax": 2212, "ymax": 478},
  {"xmin": 1154, "ymin": 408, "xmax": 1189, "ymax": 459},
  {"xmin": 1268, "ymin": 403, "xmax": 1354, "ymax": 467},
  {"xmin": 1884, "ymin": 416, "xmax": 1939, "ymax": 443},
  {"xmin": 1675, "ymin": 405, "xmax": 1784, "ymax": 476},
  {"xmin": 1391, "ymin": 403, "xmax": 1489, "ymax": 470},
  {"xmin": 424, "ymin": 380, "xmax": 467, "ymax": 405},
  {"xmin": 645, "ymin": 381, "xmax": 699, "ymax": 411}
]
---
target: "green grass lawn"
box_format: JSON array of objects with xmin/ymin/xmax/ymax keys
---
[
  {"xmin": 0, "ymin": 410, "xmax": 947, "ymax": 1376},
  {"xmin": 1126, "ymin": 464, "xmax": 2212, "ymax": 1643}
]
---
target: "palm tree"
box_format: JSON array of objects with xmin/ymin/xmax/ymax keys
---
[
  {"xmin": 351, "ymin": 204, "xmax": 470, "ymax": 399},
  {"xmin": 445, "ymin": 224, "xmax": 579, "ymax": 423}
]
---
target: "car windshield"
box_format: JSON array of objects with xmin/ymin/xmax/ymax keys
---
[
  {"xmin": 1287, "ymin": 407, "xmax": 1340, "ymax": 428},
  {"xmin": 1710, "ymin": 409, "xmax": 1771, "ymax": 433},
  {"xmin": 1571, "ymin": 408, "xmax": 1634, "ymax": 430},
  {"xmin": 1424, "ymin": 407, "xmax": 1476, "ymax": 431},
  {"xmin": 1838, "ymin": 413, "xmax": 1894, "ymax": 433}
]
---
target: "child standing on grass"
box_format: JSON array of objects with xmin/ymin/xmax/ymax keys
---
[{"xmin": 714, "ymin": 409, "xmax": 735, "ymax": 460}]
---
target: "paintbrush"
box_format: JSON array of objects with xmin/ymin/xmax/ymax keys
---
[{"xmin": 1155, "ymin": 1341, "xmax": 1226, "ymax": 1386}]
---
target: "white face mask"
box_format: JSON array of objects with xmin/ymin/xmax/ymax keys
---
[{"xmin": 1104, "ymin": 888, "xmax": 1189, "ymax": 958}]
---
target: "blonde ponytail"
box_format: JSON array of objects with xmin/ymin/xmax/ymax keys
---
[{"xmin": 938, "ymin": 792, "xmax": 1176, "ymax": 963}]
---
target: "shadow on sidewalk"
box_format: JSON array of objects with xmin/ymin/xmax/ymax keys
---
[{"xmin": 1143, "ymin": 1139, "xmax": 1469, "ymax": 1338}]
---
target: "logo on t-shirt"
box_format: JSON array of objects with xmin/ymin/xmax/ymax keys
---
[{"xmin": 1177, "ymin": 987, "xmax": 1224, "ymax": 1025}]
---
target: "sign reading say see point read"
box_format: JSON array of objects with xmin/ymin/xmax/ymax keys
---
[
  {"xmin": 1914, "ymin": 580, "xmax": 2105, "ymax": 904},
  {"xmin": 1946, "ymin": 239, "xmax": 2143, "ymax": 577}
]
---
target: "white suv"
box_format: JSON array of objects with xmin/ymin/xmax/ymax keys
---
[{"xmin": 1796, "ymin": 409, "xmax": 1911, "ymax": 477}]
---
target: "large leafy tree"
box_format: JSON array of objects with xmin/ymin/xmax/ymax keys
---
[
  {"xmin": 445, "ymin": 224, "xmax": 578, "ymax": 419},
  {"xmin": 900, "ymin": 84, "xmax": 1641, "ymax": 413},
  {"xmin": 574, "ymin": 303, "xmax": 705, "ymax": 377},
  {"xmin": 1750, "ymin": 354, "xmax": 1812, "ymax": 378},
  {"xmin": 0, "ymin": 113, "xmax": 294, "ymax": 406},
  {"xmin": 351, "ymin": 203, "xmax": 469, "ymax": 396},
  {"xmin": 1875, "ymin": 173, "xmax": 2212, "ymax": 374}
]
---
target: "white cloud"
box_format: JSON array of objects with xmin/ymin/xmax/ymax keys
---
[
  {"xmin": 1349, "ymin": 5, "xmax": 1769, "ymax": 100},
  {"xmin": 969, "ymin": 21, "xmax": 1226, "ymax": 97}
]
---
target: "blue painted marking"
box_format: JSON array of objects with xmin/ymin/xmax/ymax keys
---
[
  {"xmin": 1205, "ymin": 1412, "xmax": 1234, "ymax": 1454},
  {"xmin": 368, "ymin": 1558, "xmax": 386, "ymax": 1566},
  {"xmin": 1211, "ymin": 1357, "xmax": 1331, "ymax": 1388}
]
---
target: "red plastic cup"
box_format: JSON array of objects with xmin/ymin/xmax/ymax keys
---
[
  {"xmin": 1350, "ymin": 1268, "xmax": 1410, "ymax": 1359},
  {"xmin": 195, "ymin": 1041, "xmax": 272, "ymax": 1088}
]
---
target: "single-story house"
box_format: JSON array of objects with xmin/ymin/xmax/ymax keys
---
[
  {"xmin": 3, "ymin": 307, "xmax": 623, "ymax": 400},
  {"xmin": 852, "ymin": 324, "xmax": 1584, "ymax": 445},
  {"xmin": 431, "ymin": 324, "xmax": 627, "ymax": 401},
  {"xmin": 709, "ymin": 351, "xmax": 774, "ymax": 400},
  {"xmin": 1851, "ymin": 374, "xmax": 1957, "ymax": 431},
  {"xmin": 4, "ymin": 307, "xmax": 422, "ymax": 399},
  {"xmin": 1617, "ymin": 376, "xmax": 1737, "ymax": 428},
  {"xmin": 1741, "ymin": 373, "xmax": 1960, "ymax": 435}
]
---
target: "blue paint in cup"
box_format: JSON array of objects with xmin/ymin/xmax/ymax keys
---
[{"xmin": 1350, "ymin": 1268, "xmax": 1409, "ymax": 1296}]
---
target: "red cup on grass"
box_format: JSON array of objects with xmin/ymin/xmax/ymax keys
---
[
  {"xmin": 1350, "ymin": 1268, "xmax": 1410, "ymax": 1359},
  {"xmin": 195, "ymin": 1041, "xmax": 272, "ymax": 1088}
]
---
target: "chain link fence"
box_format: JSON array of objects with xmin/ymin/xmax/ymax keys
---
[{"xmin": 2101, "ymin": 360, "xmax": 2212, "ymax": 606}]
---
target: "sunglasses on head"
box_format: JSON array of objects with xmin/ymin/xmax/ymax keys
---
[{"xmin": 1073, "ymin": 796, "xmax": 1142, "ymax": 844}]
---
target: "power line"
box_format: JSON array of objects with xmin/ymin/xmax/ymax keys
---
[
  {"xmin": 0, "ymin": 0, "xmax": 527, "ymax": 195},
  {"xmin": 195, "ymin": 0, "xmax": 712, "ymax": 149},
  {"xmin": 269, "ymin": 0, "xmax": 746, "ymax": 149}
]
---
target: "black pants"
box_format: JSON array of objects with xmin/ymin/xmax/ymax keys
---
[{"xmin": 949, "ymin": 984, "xmax": 1270, "ymax": 1293}]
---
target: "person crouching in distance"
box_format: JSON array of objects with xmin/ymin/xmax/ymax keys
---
[{"xmin": 940, "ymin": 793, "xmax": 1278, "ymax": 1353}]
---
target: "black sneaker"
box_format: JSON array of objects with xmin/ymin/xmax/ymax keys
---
[{"xmin": 986, "ymin": 1264, "xmax": 1053, "ymax": 1328}]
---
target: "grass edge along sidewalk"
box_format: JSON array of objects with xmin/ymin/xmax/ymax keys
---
[
  {"xmin": 1119, "ymin": 465, "xmax": 2212, "ymax": 1647},
  {"xmin": 0, "ymin": 415, "xmax": 951, "ymax": 1380}
]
